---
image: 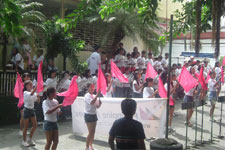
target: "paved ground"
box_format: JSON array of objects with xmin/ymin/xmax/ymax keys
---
[{"xmin": 0, "ymin": 100, "xmax": 225, "ymax": 150}]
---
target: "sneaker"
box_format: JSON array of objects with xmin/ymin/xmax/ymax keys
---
[
  {"xmin": 168, "ymin": 127, "xmax": 176, "ymax": 133},
  {"xmin": 18, "ymin": 130, "xmax": 23, "ymax": 136},
  {"xmin": 22, "ymin": 140, "xmax": 29, "ymax": 147},
  {"xmin": 184, "ymin": 121, "xmax": 193, "ymax": 127},
  {"xmin": 27, "ymin": 138, "xmax": 35, "ymax": 146}
]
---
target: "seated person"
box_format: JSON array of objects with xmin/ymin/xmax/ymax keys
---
[
  {"xmin": 8, "ymin": 47, "xmax": 24, "ymax": 71},
  {"xmin": 108, "ymin": 98, "xmax": 146, "ymax": 150},
  {"xmin": 32, "ymin": 50, "xmax": 44, "ymax": 69},
  {"xmin": 47, "ymin": 59, "xmax": 58, "ymax": 72}
]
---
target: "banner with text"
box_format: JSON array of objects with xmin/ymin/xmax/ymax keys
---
[{"xmin": 72, "ymin": 97, "xmax": 167, "ymax": 138}]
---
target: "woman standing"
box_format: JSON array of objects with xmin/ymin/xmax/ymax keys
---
[
  {"xmin": 84, "ymin": 84, "xmax": 102, "ymax": 150},
  {"xmin": 42, "ymin": 87, "xmax": 62, "ymax": 150},
  {"xmin": 132, "ymin": 72, "xmax": 144, "ymax": 98},
  {"xmin": 105, "ymin": 73, "xmax": 113, "ymax": 98},
  {"xmin": 22, "ymin": 80, "xmax": 40, "ymax": 147}
]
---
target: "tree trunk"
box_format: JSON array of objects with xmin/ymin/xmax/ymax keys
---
[
  {"xmin": 63, "ymin": 56, "xmax": 66, "ymax": 71},
  {"xmin": 2, "ymin": 34, "xmax": 8, "ymax": 72},
  {"xmin": 195, "ymin": 0, "xmax": 201, "ymax": 57}
]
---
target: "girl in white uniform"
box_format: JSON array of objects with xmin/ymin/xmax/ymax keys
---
[
  {"xmin": 143, "ymin": 78, "xmax": 158, "ymax": 98},
  {"xmin": 22, "ymin": 80, "xmax": 40, "ymax": 147},
  {"xmin": 42, "ymin": 87, "xmax": 62, "ymax": 150},
  {"xmin": 84, "ymin": 84, "xmax": 102, "ymax": 150}
]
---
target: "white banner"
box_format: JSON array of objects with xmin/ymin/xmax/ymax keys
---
[{"xmin": 72, "ymin": 97, "xmax": 167, "ymax": 138}]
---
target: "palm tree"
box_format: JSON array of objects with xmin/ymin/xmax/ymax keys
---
[
  {"xmin": 195, "ymin": 0, "xmax": 201, "ymax": 56},
  {"xmin": 212, "ymin": 0, "xmax": 224, "ymax": 59},
  {"xmin": 80, "ymin": 9, "xmax": 160, "ymax": 54},
  {"xmin": 0, "ymin": 0, "xmax": 45, "ymax": 71}
]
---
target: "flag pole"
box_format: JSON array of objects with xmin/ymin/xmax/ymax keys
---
[{"xmin": 165, "ymin": 15, "xmax": 173, "ymax": 139}]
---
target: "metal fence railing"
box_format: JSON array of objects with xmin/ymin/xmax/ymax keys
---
[{"xmin": 0, "ymin": 71, "xmax": 62, "ymax": 96}]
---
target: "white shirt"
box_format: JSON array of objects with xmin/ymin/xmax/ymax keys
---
[
  {"xmin": 123, "ymin": 74, "xmax": 133, "ymax": 88},
  {"xmin": 185, "ymin": 88, "xmax": 195, "ymax": 96},
  {"xmin": 208, "ymin": 78, "xmax": 217, "ymax": 92},
  {"xmin": 42, "ymin": 99, "xmax": 60, "ymax": 122},
  {"xmin": 105, "ymin": 84, "xmax": 113, "ymax": 98},
  {"xmin": 11, "ymin": 53, "xmax": 24, "ymax": 69},
  {"xmin": 153, "ymin": 61, "xmax": 162, "ymax": 71},
  {"xmin": 23, "ymin": 91, "xmax": 37, "ymax": 109},
  {"xmin": 215, "ymin": 67, "xmax": 221, "ymax": 78},
  {"xmin": 114, "ymin": 54, "xmax": 125, "ymax": 67},
  {"xmin": 132, "ymin": 80, "xmax": 142, "ymax": 94},
  {"xmin": 137, "ymin": 57, "xmax": 146, "ymax": 69},
  {"xmin": 143, "ymin": 87, "xmax": 155, "ymax": 98},
  {"xmin": 45, "ymin": 78, "xmax": 57, "ymax": 90},
  {"xmin": 114, "ymin": 78, "xmax": 123, "ymax": 88},
  {"xmin": 87, "ymin": 52, "xmax": 101, "ymax": 75},
  {"xmin": 84, "ymin": 93, "xmax": 98, "ymax": 115},
  {"xmin": 161, "ymin": 58, "xmax": 168, "ymax": 66},
  {"xmin": 145, "ymin": 58, "xmax": 153, "ymax": 67},
  {"xmin": 33, "ymin": 55, "xmax": 44, "ymax": 67},
  {"xmin": 61, "ymin": 79, "xmax": 71, "ymax": 90},
  {"xmin": 175, "ymin": 68, "xmax": 182, "ymax": 77},
  {"xmin": 23, "ymin": 44, "xmax": 31, "ymax": 53}
]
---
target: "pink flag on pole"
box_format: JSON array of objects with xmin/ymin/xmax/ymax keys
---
[
  {"xmin": 97, "ymin": 64, "xmax": 107, "ymax": 95},
  {"xmin": 222, "ymin": 56, "xmax": 225, "ymax": 66},
  {"xmin": 111, "ymin": 60, "xmax": 128, "ymax": 83},
  {"xmin": 145, "ymin": 62, "xmax": 158, "ymax": 80},
  {"xmin": 199, "ymin": 65, "xmax": 207, "ymax": 90},
  {"xmin": 37, "ymin": 61, "xmax": 44, "ymax": 94},
  {"xmin": 177, "ymin": 66, "xmax": 198, "ymax": 93},
  {"xmin": 158, "ymin": 77, "xmax": 174, "ymax": 106},
  {"xmin": 205, "ymin": 71, "xmax": 211, "ymax": 84},
  {"xmin": 221, "ymin": 66, "xmax": 224, "ymax": 83},
  {"xmin": 14, "ymin": 72, "xmax": 24, "ymax": 108},
  {"xmin": 158, "ymin": 77, "xmax": 167, "ymax": 98},
  {"xmin": 57, "ymin": 76, "xmax": 78, "ymax": 106}
]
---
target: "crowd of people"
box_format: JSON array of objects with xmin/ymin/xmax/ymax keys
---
[{"xmin": 16, "ymin": 42, "xmax": 225, "ymax": 150}]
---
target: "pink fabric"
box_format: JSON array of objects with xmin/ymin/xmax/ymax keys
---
[
  {"xmin": 194, "ymin": 73, "xmax": 199, "ymax": 79},
  {"xmin": 97, "ymin": 64, "xmax": 107, "ymax": 95},
  {"xmin": 199, "ymin": 65, "xmax": 207, "ymax": 90},
  {"xmin": 223, "ymin": 56, "xmax": 225, "ymax": 66},
  {"xmin": 37, "ymin": 61, "xmax": 44, "ymax": 94},
  {"xmin": 158, "ymin": 77, "xmax": 174, "ymax": 106},
  {"xmin": 177, "ymin": 66, "xmax": 198, "ymax": 93},
  {"xmin": 57, "ymin": 76, "xmax": 78, "ymax": 106},
  {"xmin": 14, "ymin": 72, "xmax": 24, "ymax": 108},
  {"xmin": 158, "ymin": 77, "xmax": 167, "ymax": 98},
  {"xmin": 221, "ymin": 66, "xmax": 224, "ymax": 83},
  {"xmin": 145, "ymin": 62, "xmax": 158, "ymax": 80},
  {"xmin": 205, "ymin": 71, "xmax": 211, "ymax": 84},
  {"xmin": 111, "ymin": 60, "xmax": 128, "ymax": 83}
]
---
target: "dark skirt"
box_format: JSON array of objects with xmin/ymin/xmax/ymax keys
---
[
  {"xmin": 84, "ymin": 114, "xmax": 98, "ymax": 123},
  {"xmin": 23, "ymin": 107, "xmax": 36, "ymax": 119}
]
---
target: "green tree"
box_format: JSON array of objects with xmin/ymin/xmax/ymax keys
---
[
  {"xmin": 66, "ymin": 0, "xmax": 161, "ymax": 53},
  {"xmin": 44, "ymin": 17, "xmax": 85, "ymax": 71},
  {"xmin": 0, "ymin": 0, "xmax": 22, "ymax": 71}
]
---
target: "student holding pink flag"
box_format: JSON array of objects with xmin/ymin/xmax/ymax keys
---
[
  {"xmin": 22, "ymin": 80, "xmax": 40, "ymax": 147},
  {"xmin": 84, "ymin": 84, "xmax": 102, "ymax": 150}
]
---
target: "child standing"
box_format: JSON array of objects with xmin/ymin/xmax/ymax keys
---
[
  {"xmin": 208, "ymin": 71, "xmax": 220, "ymax": 121},
  {"xmin": 42, "ymin": 87, "xmax": 62, "ymax": 150},
  {"xmin": 143, "ymin": 78, "xmax": 158, "ymax": 98},
  {"xmin": 22, "ymin": 80, "xmax": 40, "ymax": 147}
]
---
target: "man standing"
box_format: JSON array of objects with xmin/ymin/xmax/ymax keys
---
[
  {"xmin": 108, "ymin": 99, "xmax": 146, "ymax": 150},
  {"xmin": 87, "ymin": 45, "xmax": 101, "ymax": 75}
]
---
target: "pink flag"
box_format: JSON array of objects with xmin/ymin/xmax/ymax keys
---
[
  {"xmin": 199, "ymin": 65, "xmax": 207, "ymax": 90},
  {"xmin": 111, "ymin": 60, "xmax": 128, "ymax": 83},
  {"xmin": 57, "ymin": 76, "xmax": 78, "ymax": 106},
  {"xmin": 37, "ymin": 61, "xmax": 44, "ymax": 94},
  {"xmin": 145, "ymin": 62, "xmax": 158, "ymax": 80},
  {"xmin": 222, "ymin": 56, "xmax": 225, "ymax": 66},
  {"xmin": 194, "ymin": 73, "xmax": 199, "ymax": 79},
  {"xmin": 158, "ymin": 77, "xmax": 174, "ymax": 106},
  {"xmin": 97, "ymin": 64, "xmax": 107, "ymax": 95},
  {"xmin": 221, "ymin": 66, "xmax": 224, "ymax": 83},
  {"xmin": 158, "ymin": 77, "xmax": 167, "ymax": 98},
  {"xmin": 205, "ymin": 71, "xmax": 211, "ymax": 84},
  {"xmin": 177, "ymin": 66, "xmax": 198, "ymax": 93},
  {"xmin": 14, "ymin": 72, "xmax": 24, "ymax": 108}
]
